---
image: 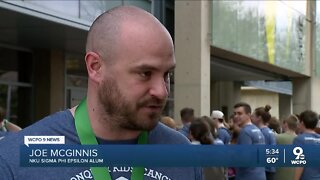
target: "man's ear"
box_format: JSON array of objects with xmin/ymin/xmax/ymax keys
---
[
  {"xmin": 85, "ymin": 52, "xmax": 102, "ymax": 83},
  {"xmin": 300, "ymin": 121, "xmax": 305, "ymax": 127}
]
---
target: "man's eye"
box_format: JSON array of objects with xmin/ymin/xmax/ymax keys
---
[{"xmin": 140, "ymin": 71, "xmax": 152, "ymax": 78}]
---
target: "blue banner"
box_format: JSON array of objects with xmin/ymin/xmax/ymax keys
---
[{"xmin": 20, "ymin": 145, "xmax": 320, "ymax": 167}]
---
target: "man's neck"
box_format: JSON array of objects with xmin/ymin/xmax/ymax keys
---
[
  {"xmin": 285, "ymin": 129, "xmax": 296, "ymax": 135},
  {"xmin": 241, "ymin": 120, "xmax": 252, "ymax": 128},
  {"xmin": 217, "ymin": 123, "xmax": 225, "ymax": 128},
  {"xmin": 303, "ymin": 129, "xmax": 316, "ymax": 134},
  {"xmin": 70, "ymin": 105, "xmax": 141, "ymax": 141},
  {"xmin": 260, "ymin": 124, "xmax": 268, "ymax": 129}
]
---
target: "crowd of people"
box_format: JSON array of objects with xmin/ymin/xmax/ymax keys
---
[
  {"xmin": 0, "ymin": 5, "xmax": 319, "ymax": 180},
  {"xmin": 165, "ymin": 103, "xmax": 320, "ymax": 180}
]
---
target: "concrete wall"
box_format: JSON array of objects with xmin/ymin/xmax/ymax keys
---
[
  {"xmin": 240, "ymin": 88, "xmax": 279, "ymax": 119},
  {"xmin": 211, "ymin": 81, "xmax": 241, "ymax": 118},
  {"xmin": 292, "ymin": 1, "xmax": 320, "ymax": 114},
  {"xmin": 173, "ymin": 0, "xmax": 319, "ymax": 122},
  {"xmin": 174, "ymin": 1, "xmax": 211, "ymax": 122},
  {"xmin": 279, "ymin": 93, "xmax": 292, "ymax": 120}
]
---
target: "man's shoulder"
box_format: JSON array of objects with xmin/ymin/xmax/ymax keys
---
[
  {"xmin": 293, "ymin": 134, "xmax": 305, "ymax": 144},
  {"xmin": 149, "ymin": 123, "xmax": 190, "ymax": 144},
  {"xmin": 261, "ymin": 128, "xmax": 272, "ymax": 137},
  {"xmin": 276, "ymin": 133, "xmax": 293, "ymax": 143},
  {"xmin": 0, "ymin": 110, "xmax": 76, "ymax": 152},
  {"xmin": 240, "ymin": 124, "xmax": 255, "ymax": 134},
  {"xmin": 218, "ymin": 127, "xmax": 230, "ymax": 134},
  {"xmin": 295, "ymin": 133, "xmax": 309, "ymax": 140},
  {"xmin": 294, "ymin": 133, "xmax": 320, "ymax": 144},
  {"xmin": 5, "ymin": 110, "xmax": 73, "ymax": 135},
  {"xmin": 245, "ymin": 124, "xmax": 262, "ymax": 134},
  {"xmin": 0, "ymin": 110, "xmax": 79, "ymax": 178},
  {"xmin": 178, "ymin": 124, "xmax": 190, "ymax": 136}
]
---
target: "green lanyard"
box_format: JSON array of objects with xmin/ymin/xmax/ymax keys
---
[{"xmin": 75, "ymin": 98, "xmax": 148, "ymax": 180}]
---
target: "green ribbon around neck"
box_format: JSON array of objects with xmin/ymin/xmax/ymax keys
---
[{"xmin": 75, "ymin": 98, "xmax": 148, "ymax": 180}]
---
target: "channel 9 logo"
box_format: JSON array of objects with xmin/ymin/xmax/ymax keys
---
[{"xmin": 291, "ymin": 147, "xmax": 306, "ymax": 165}]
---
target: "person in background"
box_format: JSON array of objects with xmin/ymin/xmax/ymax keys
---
[
  {"xmin": 274, "ymin": 114, "xmax": 299, "ymax": 180},
  {"xmin": 178, "ymin": 107, "xmax": 194, "ymax": 137},
  {"xmin": 160, "ymin": 116, "xmax": 176, "ymax": 130},
  {"xmin": 211, "ymin": 110, "xmax": 231, "ymax": 145},
  {"xmin": 293, "ymin": 110, "xmax": 320, "ymax": 180},
  {"xmin": 0, "ymin": 6, "xmax": 202, "ymax": 179},
  {"xmin": 202, "ymin": 115, "xmax": 224, "ymax": 145},
  {"xmin": 0, "ymin": 106, "xmax": 21, "ymax": 135},
  {"xmin": 315, "ymin": 115, "xmax": 320, "ymax": 134},
  {"xmin": 233, "ymin": 102, "xmax": 266, "ymax": 180},
  {"xmin": 227, "ymin": 114, "xmax": 240, "ymax": 180},
  {"xmin": 277, "ymin": 114, "xmax": 299, "ymax": 144},
  {"xmin": 268, "ymin": 117, "xmax": 281, "ymax": 134},
  {"xmin": 251, "ymin": 105, "xmax": 276, "ymax": 180},
  {"xmin": 189, "ymin": 117, "xmax": 212, "ymax": 145},
  {"xmin": 189, "ymin": 117, "xmax": 226, "ymax": 180},
  {"xmin": 228, "ymin": 114, "xmax": 240, "ymax": 144}
]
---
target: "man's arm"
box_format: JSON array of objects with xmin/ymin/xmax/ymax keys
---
[
  {"xmin": 294, "ymin": 167, "xmax": 304, "ymax": 180},
  {"xmin": 2, "ymin": 120, "xmax": 21, "ymax": 132},
  {"xmin": 5, "ymin": 121, "xmax": 21, "ymax": 132}
]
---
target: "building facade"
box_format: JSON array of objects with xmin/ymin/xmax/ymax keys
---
[
  {"xmin": 1, "ymin": 0, "xmax": 319, "ymax": 128},
  {"xmin": 0, "ymin": 0, "xmax": 176, "ymax": 127},
  {"xmin": 174, "ymin": 1, "xmax": 320, "ymax": 123}
]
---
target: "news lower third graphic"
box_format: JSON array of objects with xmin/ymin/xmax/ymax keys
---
[
  {"xmin": 21, "ymin": 136, "xmax": 320, "ymax": 167},
  {"xmin": 24, "ymin": 136, "xmax": 65, "ymax": 146}
]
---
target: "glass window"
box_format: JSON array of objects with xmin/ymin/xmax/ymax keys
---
[
  {"xmin": 79, "ymin": 0, "xmax": 151, "ymax": 22},
  {"xmin": 211, "ymin": 1, "xmax": 307, "ymax": 74},
  {"xmin": 123, "ymin": 0, "xmax": 151, "ymax": 12},
  {"xmin": 0, "ymin": 47, "xmax": 33, "ymax": 128},
  {"xmin": 24, "ymin": 0, "xmax": 80, "ymax": 18},
  {"xmin": 80, "ymin": 1, "xmax": 122, "ymax": 22}
]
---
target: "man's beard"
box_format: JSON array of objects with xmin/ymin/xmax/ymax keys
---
[{"xmin": 98, "ymin": 78, "xmax": 165, "ymax": 131}]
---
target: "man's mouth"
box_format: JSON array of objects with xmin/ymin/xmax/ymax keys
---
[{"xmin": 144, "ymin": 105, "xmax": 163, "ymax": 112}]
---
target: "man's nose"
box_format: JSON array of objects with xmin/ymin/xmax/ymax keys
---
[{"xmin": 149, "ymin": 77, "xmax": 169, "ymax": 100}]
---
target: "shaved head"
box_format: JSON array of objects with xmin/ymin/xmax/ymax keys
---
[
  {"xmin": 86, "ymin": 6, "xmax": 170, "ymax": 64},
  {"xmin": 85, "ymin": 5, "xmax": 175, "ymax": 135}
]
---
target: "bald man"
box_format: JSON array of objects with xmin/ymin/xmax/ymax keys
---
[{"xmin": 0, "ymin": 6, "xmax": 202, "ymax": 180}]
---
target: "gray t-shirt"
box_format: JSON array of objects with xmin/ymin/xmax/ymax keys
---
[
  {"xmin": 217, "ymin": 127, "xmax": 231, "ymax": 145},
  {"xmin": 0, "ymin": 110, "xmax": 202, "ymax": 180},
  {"xmin": 236, "ymin": 124, "xmax": 266, "ymax": 180},
  {"xmin": 260, "ymin": 127, "xmax": 276, "ymax": 173},
  {"xmin": 293, "ymin": 133, "xmax": 320, "ymax": 180}
]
